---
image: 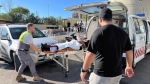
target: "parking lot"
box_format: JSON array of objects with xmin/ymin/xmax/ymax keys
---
[
  {"xmin": 0, "ymin": 33, "xmax": 149, "ymax": 84},
  {"xmin": 0, "ymin": 52, "xmax": 150, "ymax": 84}
]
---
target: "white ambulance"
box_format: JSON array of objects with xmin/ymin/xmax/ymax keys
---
[{"xmin": 64, "ymin": 1, "xmax": 150, "ymax": 67}]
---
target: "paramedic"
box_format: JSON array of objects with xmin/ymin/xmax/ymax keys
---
[
  {"xmin": 16, "ymin": 23, "xmax": 45, "ymax": 82},
  {"xmin": 80, "ymin": 8, "xmax": 134, "ymax": 84}
]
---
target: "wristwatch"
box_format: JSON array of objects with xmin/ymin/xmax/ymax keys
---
[{"xmin": 81, "ymin": 68, "xmax": 88, "ymax": 72}]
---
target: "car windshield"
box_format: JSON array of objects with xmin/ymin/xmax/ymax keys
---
[{"xmin": 9, "ymin": 27, "xmax": 46, "ymax": 39}]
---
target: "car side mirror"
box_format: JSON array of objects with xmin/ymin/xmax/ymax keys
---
[{"xmin": 1, "ymin": 36, "xmax": 10, "ymax": 40}]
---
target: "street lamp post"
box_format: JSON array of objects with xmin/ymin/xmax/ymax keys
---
[{"xmin": 0, "ymin": 5, "xmax": 2, "ymax": 14}]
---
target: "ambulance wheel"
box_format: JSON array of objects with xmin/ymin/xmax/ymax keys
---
[
  {"xmin": 13, "ymin": 52, "xmax": 21, "ymax": 72},
  {"xmin": 87, "ymin": 68, "xmax": 93, "ymax": 74},
  {"xmin": 132, "ymin": 63, "xmax": 136, "ymax": 69}
]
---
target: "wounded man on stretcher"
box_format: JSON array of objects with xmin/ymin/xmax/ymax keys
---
[{"xmin": 41, "ymin": 39, "xmax": 89, "ymax": 53}]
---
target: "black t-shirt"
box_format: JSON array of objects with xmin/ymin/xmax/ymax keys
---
[
  {"xmin": 67, "ymin": 22, "xmax": 71, "ymax": 27},
  {"xmin": 74, "ymin": 23, "xmax": 78, "ymax": 27},
  {"xmin": 87, "ymin": 24, "xmax": 132, "ymax": 77}
]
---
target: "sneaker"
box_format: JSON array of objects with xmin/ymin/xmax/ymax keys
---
[
  {"xmin": 16, "ymin": 75, "xmax": 26, "ymax": 82},
  {"xmin": 33, "ymin": 76, "xmax": 43, "ymax": 81}
]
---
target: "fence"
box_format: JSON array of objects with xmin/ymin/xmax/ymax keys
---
[{"xmin": 41, "ymin": 28, "xmax": 85, "ymax": 43}]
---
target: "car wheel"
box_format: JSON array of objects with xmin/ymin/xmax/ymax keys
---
[
  {"xmin": 13, "ymin": 52, "xmax": 21, "ymax": 72},
  {"xmin": 10, "ymin": 51, "xmax": 14, "ymax": 63}
]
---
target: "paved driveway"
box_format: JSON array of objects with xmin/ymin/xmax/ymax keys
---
[{"xmin": 0, "ymin": 53, "xmax": 150, "ymax": 84}]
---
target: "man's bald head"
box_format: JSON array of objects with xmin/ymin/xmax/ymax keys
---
[
  {"xmin": 26, "ymin": 23, "xmax": 34, "ymax": 29},
  {"xmin": 26, "ymin": 23, "xmax": 35, "ymax": 34}
]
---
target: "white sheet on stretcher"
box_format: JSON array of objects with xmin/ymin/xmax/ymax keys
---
[
  {"xmin": 49, "ymin": 40, "xmax": 82, "ymax": 52},
  {"xmin": 56, "ymin": 40, "xmax": 82, "ymax": 50}
]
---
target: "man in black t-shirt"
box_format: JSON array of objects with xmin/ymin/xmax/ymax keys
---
[
  {"xmin": 67, "ymin": 21, "xmax": 71, "ymax": 32},
  {"xmin": 80, "ymin": 8, "xmax": 134, "ymax": 84},
  {"xmin": 74, "ymin": 22, "xmax": 78, "ymax": 32}
]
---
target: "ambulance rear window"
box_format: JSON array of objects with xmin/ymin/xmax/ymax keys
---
[{"xmin": 112, "ymin": 15, "xmax": 127, "ymax": 32}]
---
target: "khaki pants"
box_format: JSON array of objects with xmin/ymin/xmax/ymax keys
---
[{"xmin": 89, "ymin": 72, "xmax": 122, "ymax": 84}]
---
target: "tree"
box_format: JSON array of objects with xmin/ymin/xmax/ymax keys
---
[
  {"xmin": 9, "ymin": 6, "xmax": 29, "ymax": 23},
  {"xmin": 0, "ymin": 0, "xmax": 14, "ymax": 13},
  {"xmin": 0, "ymin": 13, "xmax": 10, "ymax": 19},
  {"xmin": 26, "ymin": 12, "xmax": 40, "ymax": 24},
  {"xmin": 43, "ymin": 16, "xmax": 56, "ymax": 25},
  {"xmin": 56, "ymin": 16, "xmax": 63, "ymax": 26}
]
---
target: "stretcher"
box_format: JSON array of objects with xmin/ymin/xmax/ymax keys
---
[{"xmin": 43, "ymin": 47, "xmax": 86, "ymax": 77}]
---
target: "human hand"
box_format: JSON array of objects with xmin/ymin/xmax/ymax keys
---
[
  {"xmin": 125, "ymin": 66, "xmax": 134, "ymax": 78},
  {"xmin": 80, "ymin": 72, "xmax": 87, "ymax": 83},
  {"xmin": 40, "ymin": 52, "xmax": 45, "ymax": 55}
]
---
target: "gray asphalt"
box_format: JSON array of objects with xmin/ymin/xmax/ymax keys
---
[
  {"xmin": 0, "ymin": 34, "xmax": 150, "ymax": 84},
  {"xmin": 0, "ymin": 53, "xmax": 150, "ymax": 84},
  {"xmin": 121, "ymin": 53, "xmax": 150, "ymax": 84}
]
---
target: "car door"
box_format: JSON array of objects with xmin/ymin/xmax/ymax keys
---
[
  {"xmin": 64, "ymin": 1, "xmax": 128, "ymax": 39},
  {"xmin": 0, "ymin": 27, "xmax": 11, "ymax": 60},
  {"xmin": 132, "ymin": 18, "xmax": 146, "ymax": 63}
]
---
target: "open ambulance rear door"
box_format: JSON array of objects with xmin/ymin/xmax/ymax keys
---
[
  {"xmin": 145, "ymin": 20, "xmax": 150, "ymax": 53},
  {"xmin": 128, "ymin": 15, "xmax": 148, "ymax": 67},
  {"xmin": 64, "ymin": 1, "xmax": 128, "ymax": 40}
]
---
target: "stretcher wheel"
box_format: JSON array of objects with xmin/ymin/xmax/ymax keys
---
[
  {"xmin": 87, "ymin": 68, "xmax": 92, "ymax": 74},
  {"xmin": 65, "ymin": 71, "xmax": 69, "ymax": 77},
  {"xmin": 54, "ymin": 56, "xmax": 59, "ymax": 60}
]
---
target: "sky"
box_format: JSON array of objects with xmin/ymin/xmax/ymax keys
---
[{"xmin": 0, "ymin": 0, "xmax": 107, "ymax": 18}]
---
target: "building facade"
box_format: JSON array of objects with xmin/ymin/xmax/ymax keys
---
[
  {"xmin": 72, "ymin": 12, "xmax": 84, "ymax": 19},
  {"xmin": 109, "ymin": 0, "xmax": 150, "ymax": 20}
]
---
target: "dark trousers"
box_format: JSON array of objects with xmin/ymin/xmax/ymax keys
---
[
  {"xmin": 67, "ymin": 27, "xmax": 70, "ymax": 32},
  {"xmin": 17, "ymin": 51, "xmax": 37, "ymax": 76}
]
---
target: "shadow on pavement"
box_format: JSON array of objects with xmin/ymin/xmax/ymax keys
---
[
  {"xmin": 19, "ymin": 80, "xmax": 54, "ymax": 84},
  {"xmin": 0, "ymin": 58, "xmax": 14, "ymax": 70},
  {"xmin": 22, "ymin": 58, "xmax": 85, "ymax": 83}
]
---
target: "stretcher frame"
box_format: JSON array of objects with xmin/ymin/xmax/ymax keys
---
[{"xmin": 43, "ymin": 48, "xmax": 86, "ymax": 77}]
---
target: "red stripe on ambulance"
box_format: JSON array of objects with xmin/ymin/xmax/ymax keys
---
[{"xmin": 135, "ymin": 46, "xmax": 145, "ymax": 58}]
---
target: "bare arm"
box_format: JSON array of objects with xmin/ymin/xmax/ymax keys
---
[
  {"xmin": 29, "ymin": 43, "xmax": 41, "ymax": 53},
  {"xmin": 126, "ymin": 50, "xmax": 133, "ymax": 67},
  {"xmin": 125, "ymin": 50, "xmax": 134, "ymax": 78},
  {"xmin": 82, "ymin": 51, "xmax": 95, "ymax": 70}
]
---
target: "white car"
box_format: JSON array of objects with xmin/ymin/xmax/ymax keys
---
[{"xmin": 0, "ymin": 24, "xmax": 58, "ymax": 71}]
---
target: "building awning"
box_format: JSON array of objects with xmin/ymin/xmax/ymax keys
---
[{"xmin": 0, "ymin": 19, "xmax": 12, "ymax": 22}]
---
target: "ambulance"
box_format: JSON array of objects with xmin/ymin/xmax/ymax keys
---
[{"xmin": 64, "ymin": 1, "xmax": 150, "ymax": 67}]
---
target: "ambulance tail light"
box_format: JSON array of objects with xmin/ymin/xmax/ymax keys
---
[
  {"xmin": 100, "ymin": 6, "xmax": 105, "ymax": 9},
  {"xmin": 82, "ymin": 37, "xmax": 87, "ymax": 42}
]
